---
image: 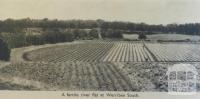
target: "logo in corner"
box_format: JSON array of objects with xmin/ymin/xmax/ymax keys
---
[{"xmin": 167, "ymin": 64, "xmax": 197, "ymax": 95}]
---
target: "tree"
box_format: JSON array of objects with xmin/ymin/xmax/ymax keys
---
[
  {"xmin": 89, "ymin": 29, "xmax": 99, "ymax": 39},
  {"xmin": 113, "ymin": 30, "xmax": 123, "ymax": 38},
  {"xmin": 72, "ymin": 29, "xmax": 88, "ymax": 39},
  {"xmin": 101, "ymin": 29, "xmax": 123, "ymax": 38},
  {"xmin": 64, "ymin": 31, "xmax": 74, "ymax": 42},
  {"xmin": 0, "ymin": 39, "xmax": 10, "ymax": 61},
  {"xmin": 138, "ymin": 32, "xmax": 147, "ymax": 39},
  {"xmin": 25, "ymin": 35, "xmax": 45, "ymax": 45}
]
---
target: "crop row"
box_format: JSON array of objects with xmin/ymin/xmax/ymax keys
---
[
  {"xmin": 0, "ymin": 61, "xmax": 137, "ymax": 91},
  {"xmin": 24, "ymin": 41, "xmax": 200, "ymax": 62},
  {"xmin": 146, "ymin": 44, "xmax": 200, "ymax": 62},
  {"xmin": 103, "ymin": 42, "xmax": 154, "ymax": 62},
  {"xmin": 1, "ymin": 61, "xmax": 200, "ymax": 91},
  {"xmin": 25, "ymin": 41, "xmax": 114, "ymax": 62}
]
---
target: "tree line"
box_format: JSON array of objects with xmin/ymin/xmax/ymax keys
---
[{"xmin": 1, "ymin": 18, "xmax": 200, "ymax": 35}]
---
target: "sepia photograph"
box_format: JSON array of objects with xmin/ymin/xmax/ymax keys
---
[{"xmin": 0, "ymin": 0, "xmax": 200, "ymax": 98}]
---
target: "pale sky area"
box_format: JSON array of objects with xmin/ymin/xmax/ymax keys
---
[{"xmin": 0, "ymin": 0, "xmax": 200, "ymax": 24}]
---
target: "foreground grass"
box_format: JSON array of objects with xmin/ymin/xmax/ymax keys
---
[{"xmin": 0, "ymin": 79, "xmax": 38, "ymax": 90}]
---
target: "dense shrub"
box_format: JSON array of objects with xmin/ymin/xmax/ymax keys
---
[
  {"xmin": 138, "ymin": 33, "xmax": 147, "ymax": 39},
  {"xmin": 24, "ymin": 30, "xmax": 74, "ymax": 46},
  {"xmin": 0, "ymin": 33, "xmax": 26, "ymax": 48},
  {"xmin": 89, "ymin": 29, "xmax": 99, "ymax": 39},
  {"xmin": 101, "ymin": 29, "xmax": 123, "ymax": 38},
  {"xmin": 0, "ymin": 39, "xmax": 10, "ymax": 61}
]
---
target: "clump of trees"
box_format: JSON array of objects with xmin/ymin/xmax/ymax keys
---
[
  {"xmin": 0, "ymin": 28, "xmax": 102, "ymax": 49},
  {"xmin": 25, "ymin": 31, "xmax": 74, "ymax": 46},
  {"xmin": 0, "ymin": 33, "xmax": 26, "ymax": 48},
  {"xmin": 101, "ymin": 29, "xmax": 123, "ymax": 38},
  {"xmin": 0, "ymin": 39, "xmax": 10, "ymax": 61},
  {"xmin": 89, "ymin": 29, "xmax": 99, "ymax": 39},
  {"xmin": 71, "ymin": 28, "xmax": 100, "ymax": 40},
  {"xmin": 0, "ymin": 31, "xmax": 74, "ymax": 48},
  {"xmin": 138, "ymin": 33, "xmax": 147, "ymax": 39},
  {"xmin": 42, "ymin": 31, "xmax": 73, "ymax": 44}
]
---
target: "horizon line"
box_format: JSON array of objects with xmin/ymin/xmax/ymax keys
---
[{"xmin": 1, "ymin": 17, "xmax": 200, "ymax": 26}]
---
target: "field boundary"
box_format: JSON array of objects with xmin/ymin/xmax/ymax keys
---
[{"xmin": 142, "ymin": 41, "xmax": 158, "ymax": 62}]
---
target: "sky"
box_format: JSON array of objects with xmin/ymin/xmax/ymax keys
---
[{"xmin": 0, "ymin": 0, "xmax": 200, "ymax": 25}]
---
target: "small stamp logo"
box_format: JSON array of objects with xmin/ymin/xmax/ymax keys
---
[{"xmin": 167, "ymin": 64, "xmax": 197, "ymax": 95}]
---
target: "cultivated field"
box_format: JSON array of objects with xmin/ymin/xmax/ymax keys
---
[
  {"xmin": 2, "ymin": 40, "xmax": 200, "ymax": 91},
  {"xmin": 24, "ymin": 41, "xmax": 157, "ymax": 62},
  {"xmin": 103, "ymin": 42, "xmax": 155, "ymax": 62},
  {"xmin": 0, "ymin": 61, "xmax": 199, "ymax": 91},
  {"xmin": 24, "ymin": 41, "xmax": 200, "ymax": 62},
  {"xmin": 123, "ymin": 33, "xmax": 200, "ymax": 41},
  {"xmin": 24, "ymin": 41, "xmax": 114, "ymax": 62},
  {"xmin": 122, "ymin": 34, "xmax": 139, "ymax": 40},
  {"xmin": 147, "ymin": 34, "xmax": 200, "ymax": 41},
  {"xmin": 0, "ymin": 62, "xmax": 138, "ymax": 91},
  {"xmin": 146, "ymin": 43, "xmax": 200, "ymax": 62}
]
